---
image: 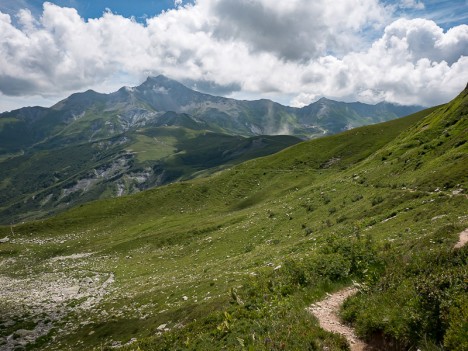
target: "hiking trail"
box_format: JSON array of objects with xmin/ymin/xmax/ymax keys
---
[
  {"xmin": 454, "ymin": 228, "xmax": 468, "ymax": 249},
  {"xmin": 308, "ymin": 287, "xmax": 368, "ymax": 351}
]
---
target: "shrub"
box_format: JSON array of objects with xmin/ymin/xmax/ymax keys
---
[
  {"xmin": 336, "ymin": 216, "xmax": 347, "ymax": 223},
  {"xmin": 244, "ymin": 244, "xmax": 254, "ymax": 253},
  {"xmin": 371, "ymin": 196, "xmax": 384, "ymax": 206},
  {"xmin": 444, "ymin": 295, "xmax": 468, "ymax": 350},
  {"xmin": 351, "ymin": 194, "xmax": 363, "ymax": 202}
]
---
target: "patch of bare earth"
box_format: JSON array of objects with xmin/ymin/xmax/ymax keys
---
[
  {"xmin": 308, "ymin": 287, "xmax": 368, "ymax": 351},
  {"xmin": 0, "ymin": 255, "xmax": 114, "ymax": 351},
  {"xmin": 454, "ymin": 228, "xmax": 468, "ymax": 249}
]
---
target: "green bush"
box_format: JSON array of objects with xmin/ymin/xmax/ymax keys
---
[
  {"xmin": 351, "ymin": 194, "xmax": 363, "ymax": 202},
  {"xmin": 444, "ymin": 295, "xmax": 468, "ymax": 350},
  {"xmin": 371, "ymin": 196, "xmax": 384, "ymax": 206}
]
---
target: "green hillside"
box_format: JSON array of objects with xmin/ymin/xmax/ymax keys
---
[
  {"xmin": 0, "ymin": 126, "xmax": 300, "ymax": 224},
  {"xmin": 0, "ymin": 87, "xmax": 466, "ymax": 351}
]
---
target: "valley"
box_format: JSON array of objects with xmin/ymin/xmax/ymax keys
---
[{"xmin": 0, "ymin": 76, "xmax": 421, "ymax": 224}]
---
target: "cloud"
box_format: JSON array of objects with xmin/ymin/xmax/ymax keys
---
[
  {"xmin": 0, "ymin": 0, "xmax": 40, "ymax": 18},
  {"xmin": 209, "ymin": 0, "xmax": 387, "ymax": 61},
  {"xmin": 421, "ymin": 1, "xmax": 468, "ymax": 28},
  {"xmin": 290, "ymin": 18, "xmax": 468, "ymax": 106},
  {"xmin": 184, "ymin": 79, "xmax": 242, "ymax": 96},
  {"xmin": 380, "ymin": 18, "xmax": 468, "ymax": 65},
  {"xmin": 0, "ymin": 0, "xmax": 467, "ymax": 112},
  {"xmin": 399, "ymin": 0, "xmax": 425, "ymax": 10}
]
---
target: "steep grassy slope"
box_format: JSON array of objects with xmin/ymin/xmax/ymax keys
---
[{"xmin": 0, "ymin": 89, "xmax": 465, "ymax": 351}]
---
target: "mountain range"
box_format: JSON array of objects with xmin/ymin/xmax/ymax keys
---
[
  {"xmin": 0, "ymin": 75, "xmax": 422, "ymax": 154},
  {"xmin": 0, "ymin": 76, "xmax": 422, "ymax": 223}
]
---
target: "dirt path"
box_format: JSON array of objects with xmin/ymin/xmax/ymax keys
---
[
  {"xmin": 308, "ymin": 287, "xmax": 368, "ymax": 351},
  {"xmin": 454, "ymin": 228, "xmax": 468, "ymax": 249},
  {"xmin": 306, "ymin": 227, "xmax": 468, "ymax": 351}
]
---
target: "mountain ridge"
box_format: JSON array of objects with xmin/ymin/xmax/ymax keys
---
[{"xmin": 0, "ymin": 75, "xmax": 423, "ymax": 155}]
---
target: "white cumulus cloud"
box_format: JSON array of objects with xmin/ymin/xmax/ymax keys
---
[
  {"xmin": 0, "ymin": 0, "xmax": 467, "ymax": 112},
  {"xmin": 293, "ymin": 18, "xmax": 468, "ymax": 106}
]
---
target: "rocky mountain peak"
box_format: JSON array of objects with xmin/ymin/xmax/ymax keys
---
[{"xmin": 141, "ymin": 75, "xmax": 183, "ymax": 89}]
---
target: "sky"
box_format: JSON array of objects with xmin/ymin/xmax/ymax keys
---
[{"xmin": 0, "ymin": 0, "xmax": 467, "ymax": 112}]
